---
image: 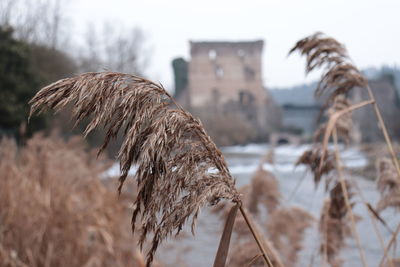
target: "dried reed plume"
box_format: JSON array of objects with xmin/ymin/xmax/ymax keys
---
[
  {"xmin": 214, "ymin": 163, "xmax": 313, "ymax": 267},
  {"xmin": 289, "ymin": 32, "xmax": 368, "ymax": 103},
  {"xmin": 314, "ymin": 95, "xmax": 353, "ymax": 144},
  {"xmin": 296, "ymin": 145, "xmax": 335, "ymax": 186},
  {"xmin": 29, "ymin": 72, "xmax": 240, "ymax": 266},
  {"xmin": 290, "ymin": 33, "xmax": 378, "ymax": 190},
  {"xmin": 213, "ymin": 167, "xmax": 281, "ymax": 234},
  {"xmin": 291, "ymin": 33, "xmax": 364, "ymax": 190},
  {"xmin": 320, "ymin": 181, "xmax": 356, "ymax": 266},
  {"xmin": 291, "ymin": 32, "xmax": 400, "ymax": 186},
  {"xmin": 262, "ymin": 148, "xmax": 275, "ymax": 165},
  {"xmin": 267, "ymin": 207, "xmax": 314, "ymax": 267},
  {"xmin": 248, "ymin": 167, "xmax": 281, "ymax": 215},
  {"xmin": 291, "ymin": 32, "xmax": 396, "ymax": 267},
  {"xmin": 376, "ymin": 158, "xmax": 400, "ymax": 212}
]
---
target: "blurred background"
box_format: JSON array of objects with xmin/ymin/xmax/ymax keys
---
[
  {"xmin": 1, "ymin": 0, "xmax": 400, "ymax": 266},
  {"xmin": 1, "ymin": 0, "xmax": 400, "ymax": 147}
]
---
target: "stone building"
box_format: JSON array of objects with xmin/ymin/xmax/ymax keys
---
[
  {"xmin": 187, "ymin": 40, "xmax": 266, "ymax": 107},
  {"xmin": 174, "ymin": 40, "xmax": 281, "ymax": 145}
]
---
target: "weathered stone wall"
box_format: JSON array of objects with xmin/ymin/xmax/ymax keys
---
[
  {"xmin": 188, "ymin": 41, "xmax": 267, "ymax": 107},
  {"xmin": 175, "ymin": 40, "xmax": 281, "ymax": 145}
]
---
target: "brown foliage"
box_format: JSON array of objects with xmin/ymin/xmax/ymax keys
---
[
  {"xmin": 314, "ymin": 95, "xmax": 353, "ymax": 144},
  {"xmin": 0, "ymin": 134, "xmax": 150, "ymax": 267},
  {"xmin": 290, "ymin": 32, "xmax": 368, "ymax": 102},
  {"xmin": 376, "ymin": 158, "xmax": 400, "ymax": 212},
  {"xmin": 319, "ymin": 181, "xmax": 356, "ymax": 266},
  {"xmin": 291, "ymin": 33, "xmax": 376, "ymax": 267},
  {"xmin": 228, "ymin": 240, "xmax": 278, "ymax": 267},
  {"xmin": 296, "ymin": 145, "xmax": 335, "ymax": 186},
  {"xmin": 214, "ymin": 164, "xmax": 313, "ymax": 267},
  {"xmin": 248, "ymin": 167, "xmax": 281, "ymax": 215},
  {"xmin": 267, "ymin": 207, "xmax": 314, "ymax": 267},
  {"xmin": 213, "ymin": 167, "xmax": 281, "ymax": 236},
  {"xmin": 29, "ymin": 72, "xmax": 240, "ymax": 265},
  {"xmin": 291, "ymin": 33, "xmax": 367, "ymax": 189}
]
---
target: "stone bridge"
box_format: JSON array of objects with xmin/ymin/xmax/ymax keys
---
[{"xmin": 269, "ymin": 133, "xmax": 301, "ymax": 146}]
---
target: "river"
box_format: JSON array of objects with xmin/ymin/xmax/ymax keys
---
[{"xmin": 106, "ymin": 143, "xmax": 399, "ymax": 266}]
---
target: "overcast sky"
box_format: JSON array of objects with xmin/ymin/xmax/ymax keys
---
[{"xmin": 69, "ymin": 0, "xmax": 400, "ymax": 89}]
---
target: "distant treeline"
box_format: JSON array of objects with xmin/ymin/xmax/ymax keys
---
[{"xmin": 0, "ymin": 0, "xmax": 149, "ymax": 152}]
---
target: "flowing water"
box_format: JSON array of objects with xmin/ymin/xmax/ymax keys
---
[{"xmin": 107, "ymin": 143, "xmax": 399, "ymax": 266}]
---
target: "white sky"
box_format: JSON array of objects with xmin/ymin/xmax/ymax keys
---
[{"xmin": 69, "ymin": 0, "xmax": 400, "ymax": 89}]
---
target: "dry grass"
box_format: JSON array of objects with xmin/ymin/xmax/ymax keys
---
[
  {"xmin": 228, "ymin": 239, "xmax": 279, "ymax": 267},
  {"xmin": 314, "ymin": 95, "xmax": 353, "ymax": 144},
  {"xmin": 290, "ymin": 33, "xmax": 366, "ymax": 189},
  {"xmin": 213, "ymin": 167, "xmax": 281, "ymax": 235},
  {"xmin": 29, "ymin": 72, "xmax": 240, "ymax": 265},
  {"xmin": 290, "ymin": 33, "xmax": 376, "ymax": 266},
  {"xmin": 214, "ymin": 160, "xmax": 313, "ymax": 267},
  {"xmin": 266, "ymin": 207, "xmax": 314, "ymax": 267},
  {"xmin": 290, "ymin": 33, "xmax": 363, "ymax": 191},
  {"xmin": 319, "ymin": 181, "xmax": 356, "ymax": 267},
  {"xmin": 289, "ymin": 32, "xmax": 367, "ymax": 103},
  {"xmin": 0, "ymin": 134, "xmax": 152, "ymax": 267},
  {"xmin": 248, "ymin": 167, "xmax": 281, "ymax": 215},
  {"xmin": 296, "ymin": 145, "xmax": 335, "ymax": 187},
  {"xmin": 376, "ymin": 158, "xmax": 400, "ymax": 212}
]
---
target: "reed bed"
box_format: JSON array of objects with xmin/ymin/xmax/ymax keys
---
[
  {"xmin": 291, "ymin": 32, "xmax": 400, "ymax": 266},
  {"xmin": 214, "ymin": 163, "xmax": 314, "ymax": 267},
  {"xmin": 376, "ymin": 158, "xmax": 400, "ymax": 212},
  {"xmin": 319, "ymin": 182, "xmax": 355, "ymax": 266},
  {"xmin": 0, "ymin": 134, "xmax": 150, "ymax": 267}
]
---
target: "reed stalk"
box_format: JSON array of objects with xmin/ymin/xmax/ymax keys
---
[
  {"xmin": 365, "ymin": 86, "xmax": 400, "ymax": 180},
  {"xmin": 332, "ymin": 129, "xmax": 368, "ymax": 267},
  {"xmin": 213, "ymin": 204, "xmax": 240, "ymax": 267},
  {"xmin": 379, "ymin": 223, "xmax": 400, "ymax": 267},
  {"xmin": 322, "ymin": 206, "xmax": 329, "ymax": 267},
  {"xmin": 246, "ymin": 254, "xmax": 262, "ymax": 267},
  {"xmin": 352, "ymin": 182, "xmax": 387, "ymax": 253},
  {"xmin": 291, "ymin": 32, "xmax": 399, "ymax": 266},
  {"xmin": 239, "ymin": 205, "xmax": 276, "ymax": 267}
]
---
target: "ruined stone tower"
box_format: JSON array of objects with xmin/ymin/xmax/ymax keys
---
[
  {"xmin": 174, "ymin": 40, "xmax": 281, "ymax": 145},
  {"xmin": 187, "ymin": 40, "xmax": 267, "ymax": 107}
]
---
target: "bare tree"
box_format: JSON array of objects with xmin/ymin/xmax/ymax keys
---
[
  {"xmin": 0, "ymin": 0, "xmax": 17, "ymax": 25},
  {"xmin": 78, "ymin": 23, "xmax": 150, "ymax": 75},
  {"xmin": 0, "ymin": 0, "xmax": 69, "ymax": 49},
  {"xmin": 1, "ymin": 0, "xmax": 148, "ymax": 75}
]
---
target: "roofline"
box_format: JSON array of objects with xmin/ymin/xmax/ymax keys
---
[{"xmin": 189, "ymin": 40, "xmax": 264, "ymax": 45}]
